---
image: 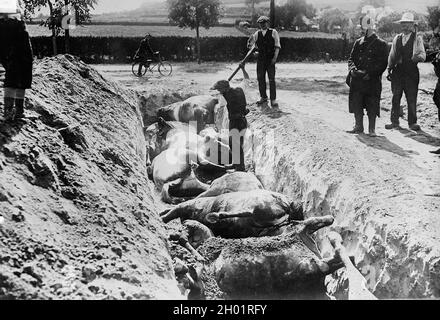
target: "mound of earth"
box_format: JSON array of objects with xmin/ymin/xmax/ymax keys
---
[{"xmin": 0, "ymin": 55, "xmax": 181, "ymax": 299}]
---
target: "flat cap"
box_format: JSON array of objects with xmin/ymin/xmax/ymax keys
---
[
  {"xmin": 257, "ymin": 16, "xmax": 270, "ymax": 23},
  {"xmin": 210, "ymin": 80, "xmax": 230, "ymax": 91}
]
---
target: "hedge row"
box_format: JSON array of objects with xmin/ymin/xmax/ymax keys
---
[{"xmin": 30, "ymin": 36, "xmax": 353, "ymax": 64}]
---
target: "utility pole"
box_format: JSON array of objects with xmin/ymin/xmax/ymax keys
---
[
  {"xmin": 270, "ymin": 0, "xmax": 275, "ymax": 28},
  {"xmin": 65, "ymin": 0, "xmax": 70, "ymax": 53}
]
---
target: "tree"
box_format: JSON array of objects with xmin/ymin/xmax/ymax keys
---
[
  {"xmin": 167, "ymin": 0, "xmax": 221, "ymax": 64},
  {"xmin": 245, "ymin": 0, "xmax": 262, "ymax": 25},
  {"xmin": 376, "ymin": 11, "xmax": 401, "ymax": 35},
  {"xmin": 273, "ymin": 0, "xmax": 316, "ymax": 30},
  {"xmin": 427, "ymin": 6, "xmax": 440, "ymax": 30},
  {"xmin": 23, "ymin": 0, "xmax": 97, "ymax": 55},
  {"xmin": 318, "ymin": 8, "xmax": 348, "ymax": 33}
]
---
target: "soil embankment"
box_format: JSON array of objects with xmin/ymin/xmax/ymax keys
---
[{"xmin": 0, "ymin": 56, "xmax": 181, "ymax": 299}]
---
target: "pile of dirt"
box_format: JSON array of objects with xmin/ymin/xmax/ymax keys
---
[{"xmin": 0, "ymin": 55, "xmax": 181, "ymax": 299}]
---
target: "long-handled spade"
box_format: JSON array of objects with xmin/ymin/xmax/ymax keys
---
[
  {"xmin": 328, "ymin": 231, "xmax": 377, "ymax": 300},
  {"xmin": 228, "ymin": 45, "xmax": 256, "ymax": 82}
]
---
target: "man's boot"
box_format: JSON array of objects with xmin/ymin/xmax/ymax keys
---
[
  {"xmin": 368, "ymin": 115, "xmax": 377, "ymax": 137},
  {"xmin": 347, "ymin": 113, "xmax": 364, "ymax": 134},
  {"xmin": 14, "ymin": 99, "xmax": 25, "ymax": 120},
  {"xmin": 409, "ymin": 123, "xmax": 421, "ymax": 131},
  {"xmin": 3, "ymin": 97, "xmax": 15, "ymax": 121},
  {"xmin": 385, "ymin": 122, "xmax": 400, "ymax": 129}
]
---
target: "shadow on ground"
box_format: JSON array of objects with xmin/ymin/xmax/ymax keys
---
[
  {"xmin": 397, "ymin": 127, "xmax": 440, "ymax": 148},
  {"xmin": 356, "ymin": 134, "xmax": 417, "ymax": 157},
  {"xmin": 277, "ymin": 77, "xmax": 349, "ymax": 94}
]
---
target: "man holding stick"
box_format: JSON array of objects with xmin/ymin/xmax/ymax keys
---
[{"xmin": 249, "ymin": 16, "xmax": 281, "ymax": 108}]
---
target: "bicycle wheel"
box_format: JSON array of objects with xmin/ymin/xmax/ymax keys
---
[
  {"xmin": 158, "ymin": 62, "xmax": 173, "ymax": 76},
  {"xmin": 132, "ymin": 62, "xmax": 148, "ymax": 77}
]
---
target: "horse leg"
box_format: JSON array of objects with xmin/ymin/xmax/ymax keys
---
[
  {"xmin": 205, "ymin": 211, "xmax": 253, "ymax": 224},
  {"xmin": 161, "ymin": 178, "xmax": 183, "ymax": 205}
]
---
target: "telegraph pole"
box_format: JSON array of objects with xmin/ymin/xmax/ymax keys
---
[{"xmin": 270, "ymin": 0, "xmax": 275, "ymax": 28}]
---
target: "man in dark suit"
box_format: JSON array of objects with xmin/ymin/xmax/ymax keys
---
[
  {"xmin": 0, "ymin": 6, "xmax": 33, "ymax": 121},
  {"xmin": 430, "ymin": 26, "xmax": 440, "ymax": 155},
  {"xmin": 347, "ymin": 16, "xmax": 389, "ymax": 137}
]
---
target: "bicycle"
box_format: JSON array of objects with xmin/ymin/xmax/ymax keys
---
[{"xmin": 132, "ymin": 51, "xmax": 173, "ymax": 78}]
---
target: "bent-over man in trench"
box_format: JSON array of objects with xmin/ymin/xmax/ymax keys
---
[
  {"xmin": 211, "ymin": 80, "xmax": 249, "ymax": 171},
  {"xmin": 347, "ymin": 16, "xmax": 389, "ymax": 137}
]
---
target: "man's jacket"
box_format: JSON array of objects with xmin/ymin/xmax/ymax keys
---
[{"xmin": 348, "ymin": 34, "xmax": 389, "ymax": 91}]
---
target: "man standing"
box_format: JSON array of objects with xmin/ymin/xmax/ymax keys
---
[
  {"xmin": 347, "ymin": 16, "xmax": 389, "ymax": 137},
  {"xmin": 0, "ymin": 3, "xmax": 33, "ymax": 121},
  {"xmin": 211, "ymin": 80, "xmax": 249, "ymax": 171},
  {"xmin": 430, "ymin": 26, "xmax": 440, "ymax": 155},
  {"xmin": 250, "ymin": 16, "xmax": 281, "ymax": 108},
  {"xmin": 386, "ymin": 12, "xmax": 426, "ymax": 131}
]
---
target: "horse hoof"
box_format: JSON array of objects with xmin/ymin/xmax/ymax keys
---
[{"xmin": 206, "ymin": 212, "xmax": 220, "ymax": 224}]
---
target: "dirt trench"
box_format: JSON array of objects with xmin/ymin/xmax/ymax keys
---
[
  {"xmin": 240, "ymin": 88, "xmax": 440, "ymax": 299},
  {"xmin": 136, "ymin": 75, "xmax": 440, "ymax": 299}
]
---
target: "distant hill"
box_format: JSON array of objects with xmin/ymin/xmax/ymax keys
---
[
  {"xmin": 308, "ymin": 0, "xmax": 439, "ymax": 13},
  {"xmin": 218, "ymin": 0, "xmax": 438, "ymax": 13},
  {"xmin": 91, "ymin": 0, "xmax": 439, "ymax": 24}
]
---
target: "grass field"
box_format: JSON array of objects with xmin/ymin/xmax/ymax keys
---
[
  {"xmin": 27, "ymin": 25, "xmax": 248, "ymax": 38},
  {"xmin": 27, "ymin": 24, "xmax": 341, "ymax": 40}
]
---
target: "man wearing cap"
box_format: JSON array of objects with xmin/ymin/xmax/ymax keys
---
[
  {"xmin": 250, "ymin": 16, "xmax": 281, "ymax": 108},
  {"xmin": 134, "ymin": 34, "xmax": 156, "ymax": 76},
  {"xmin": 386, "ymin": 12, "xmax": 426, "ymax": 131},
  {"xmin": 0, "ymin": 0, "xmax": 33, "ymax": 121},
  {"xmin": 346, "ymin": 16, "xmax": 389, "ymax": 137},
  {"xmin": 211, "ymin": 80, "xmax": 249, "ymax": 171}
]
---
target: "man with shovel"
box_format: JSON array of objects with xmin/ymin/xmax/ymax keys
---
[{"xmin": 250, "ymin": 15, "xmax": 281, "ymax": 108}]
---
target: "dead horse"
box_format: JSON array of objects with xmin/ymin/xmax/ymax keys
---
[{"xmin": 161, "ymin": 189, "xmax": 303, "ymax": 239}]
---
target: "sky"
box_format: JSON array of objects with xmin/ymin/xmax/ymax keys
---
[{"xmin": 93, "ymin": 0, "xmax": 158, "ymax": 13}]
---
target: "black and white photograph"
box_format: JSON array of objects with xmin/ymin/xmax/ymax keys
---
[{"xmin": 0, "ymin": 0, "xmax": 440, "ymax": 306}]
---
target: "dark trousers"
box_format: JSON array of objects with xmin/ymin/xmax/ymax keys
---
[
  {"xmin": 434, "ymin": 80, "xmax": 440, "ymax": 122},
  {"xmin": 349, "ymin": 90, "xmax": 380, "ymax": 130},
  {"xmin": 229, "ymin": 118, "xmax": 247, "ymax": 171},
  {"xmin": 257, "ymin": 60, "xmax": 276, "ymax": 101},
  {"xmin": 391, "ymin": 73, "xmax": 419, "ymax": 125},
  {"xmin": 349, "ymin": 79, "xmax": 382, "ymax": 131}
]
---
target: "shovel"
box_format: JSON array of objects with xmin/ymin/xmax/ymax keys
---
[
  {"xmin": 228, "ymin": 45, "xmax": 256, "ymax": 82},
  {"xmin": 328, "ymin": 231, "xmax": 377, "ymax": 300}
]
